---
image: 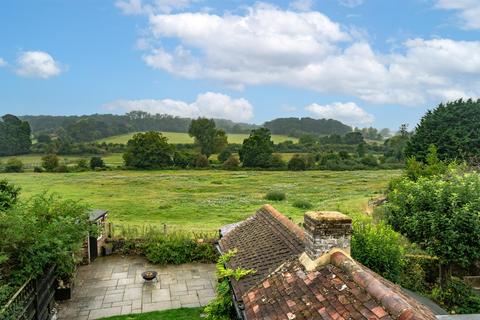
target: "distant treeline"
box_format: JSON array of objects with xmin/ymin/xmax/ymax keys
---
[
  {"xmin": 20, "ymin": 111, "xmax": 259, "ymax": 142},
  {"xmin": 264, "ymin": 117, "xmax": 352, "ymax": 137}
]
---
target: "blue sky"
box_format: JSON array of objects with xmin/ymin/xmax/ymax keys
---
[{"xmin": 1, "ymin": 0, "xmax": 479, "ymax": 130}]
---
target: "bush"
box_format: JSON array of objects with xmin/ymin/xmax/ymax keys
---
[
  {"xmin": 351, "ymin": 219, "xmax": 404, "ymax": 282},
  {"xmin": 41, "ymin": 154, "xmax": 59, "ymax": 172},
  {"xmin": 90, "ymin": 156, "xmax": 105, "ymax": 169},
  {"xmin": 288, "ymin": 155, "xmax": 307, "ymax": 171},
  {"xmin": 54, "ymin": 164, "xmax": 69, "ymax": 173},
  {"xmin": 0, "ymin": 180, "xmax": 20, "ymax": 211},
  {"xmin": 385, "ymin": 171, "xmax": 480, "ymax": 284},
  {"xmin": 218, "ymin": 149, "xmax": 232, "ymax": 163},
  {"xmin": 431, "ymin": 277, "xmax": 480, "ymax": 314},
  {"xmin": 292, "ymin": 199, "xmax": 313, "ymax": 209},
  {"xmin": 4, "ymin": 158, "xmax": 23, "ymax": 173},
  {"xmin": 268, "ymin": 154, "xmax": 285, "ymax": 169},
  {"xmin": 174, "ymin": 151, "xmax": 195, "ymax": 168},
  {"xmin": 194, "ymin": 154, "xmax": 209, "ymax": 168},
  {"xmin": 76, "ymin": 159, "xmax": 89, "ymax": 171},
  {"xmin": 33, "ymin": 166, "xmax": 43, "ymax": 173},
  {"xmin": 223, "ymin": 155, "xmax": 240, "ymax": 170},
  {"xmin": 265, "ymin": 190, "xmax": 286, "ymax": 201}
]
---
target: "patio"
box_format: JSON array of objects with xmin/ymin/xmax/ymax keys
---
[{"xmin": 57, "ymin": 255, "xmax": 217, "ymax": 320}]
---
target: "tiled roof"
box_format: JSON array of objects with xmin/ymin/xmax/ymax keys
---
[
  {"xmin": 220, "ymin": 205, "xmax": 439, "ymax": 320},
  {"xmin": 243, "ymin": 252, "xmax": 436, "ymax": 320},
  {"xmin": 219, "ymin": 204, "xmax": 305, "ymax": 298}
]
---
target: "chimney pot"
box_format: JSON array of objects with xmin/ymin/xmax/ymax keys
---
[{"xmin": 304, "ymin": 211, "xmax": 352, "ymax": 260}]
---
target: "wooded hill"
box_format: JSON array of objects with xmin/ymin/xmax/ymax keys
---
[{"xmin": 20, "ymin": 112, "xmax": 356, "ymax": 143}]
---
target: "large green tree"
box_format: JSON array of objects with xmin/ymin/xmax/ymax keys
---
[
  {"xmin": 0, "ymin": 114, "xmax": 32, "ymax": 156},
  {"xmin": 188, "ymin": 118, "xmax": 228, "ymax": 157},
  {"xmin": 123, "ymin": 132, "xmax": 175, "ymax": 169},
  {"xmin": 239, "ymin": 128, "xmax": 274, "ymax": 168},
  {"xmin": 406, "ymin": 99, "xmax": 480, "ymax": 162}
]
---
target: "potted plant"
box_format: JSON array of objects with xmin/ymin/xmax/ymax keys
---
[{"xmin": 54, "ymin": 255, "xmax": 78, "ymax": 301}]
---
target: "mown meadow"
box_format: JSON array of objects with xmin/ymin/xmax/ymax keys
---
[
  {"xmin": 0, "ymin": 169, "xmax": 400, "ymax": 231},
  {"xmin": 96, "ymin": 131, "xmax": 297, "ymax": 144}
]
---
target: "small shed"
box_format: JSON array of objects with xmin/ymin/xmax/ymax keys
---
[{"xmin": 83, "ymin": 209, "xmax": 109, "ymax": 263}]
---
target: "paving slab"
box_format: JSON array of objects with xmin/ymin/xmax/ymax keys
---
[{"xmin": 57, "ymin": 255, "xmax": 216, "ymax": 319}]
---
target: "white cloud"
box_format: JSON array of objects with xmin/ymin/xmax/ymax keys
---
[
  {"xmin": 306, "ymin": 102, "xmax": 374, "ymax": 126},
  {"xmin": 116, "ymin": 0, "xmax": 194, "ymax": 15},
  {"xmin": 104, "ymin": 92, "xmax": 254, "ymax": 121},
  {"xmin": 16, "ymin": 51, "xmax": 62, "ymax": 79},
  {"xmin": 338, "ymin": 0, "xmax": 364, "ymax": 8},
  {"xmin": 0, "ymin": 58, "xmax": 6, "ymax": 67},
  {"xmin": 435, "ymin": 0, "xmax": 480, "ymax": 29},
  {"xmin": 290, "ymin": 0, "xmax": 314, "ymax": 12},
  {"xmin": 133, "ymin": 4, "xmax": 480, "ymax": 106}
]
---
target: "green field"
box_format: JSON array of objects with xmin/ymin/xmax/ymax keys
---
[
  {"xmin": 0, "ymin": 170, "xmax": 400, "ymax": 231},
  {"xmin": 97, "ymin": 131, "xmax": 298, "ymax": 144}
]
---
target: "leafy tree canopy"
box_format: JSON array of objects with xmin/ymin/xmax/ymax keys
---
[
  {"xmin": 406, "ymin": 99, "xmax": 480, "ymax": 162},
  {"xmin": 0, "ymin": 114, "xmax": 31, "ymax": 156},
  {"xmin": 123, "ymin": 131, "xmax": 174, "ymax": 169},
  {"xmin": 0, "ymin": 180, "xmax": 20, "ymax": 211},
  {"xmin": 188, "ymin": 118, "xmax": 227, "ymax": 157},
  {"xmin": 263, "ymin": 117, "xmax": 351, "ymax": 137},
  {"xmin": 239, "ymin": 128, "xmax": 274, "ymax": 168}
]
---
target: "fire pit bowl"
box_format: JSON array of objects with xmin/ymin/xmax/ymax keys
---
[{"xmin": 141, "ymin": 271, "xmax": 158, "ymax": 281}]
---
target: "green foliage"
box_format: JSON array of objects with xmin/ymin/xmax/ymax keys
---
[
  {"xmin": 98, "ymin": 308, "xmax": 204, "ymax": 320},
  {"xmin": 0, "ymin": 180, "xmax": 20, "ymax": 211},
  {"xmin": 265, "ymin": 190, "xmax": 286, "ymax": 201},
  {"xmin": 268, "ymin": 154, "xmax": 286, "ymax": 169},
  {"xmin": 239, "ymin": 128, "xmax": 274, "ymax": 168},
  {"xmin": 41, "ymin": 154, "xmax": 59, "ymax": 172},
  {"xmin": 0, "ymin": 193, "xmax": 90, "ymax": 287},
  {"xmin": 90, "ymin": 156, "xmax": 106, "ymax": 169},
  {"xmin": 217, "ymin": 149, "xmax": 232, "ymax": 163},
  {"xmin": 292, "ymin": 199, "xmax": 313, "ymax": 209},
  {"xmin": 143, "ymin": 233, "xmax": 217, "ymax": 265},
  {"xmin": 404, "ymin": 145, "xmax": 449, "ymax": 181},
  {"xmin": 123, "ymin": 131, "xmax": 175, "ymax": 169},
  {"xmin": 431, "ymin": 277, "xmax": 480, "ymax": 314},
  {"xmin": 76, "ymin": 159, "xmax": 89, "ymax": 171},
  {"xmin": 288, "ymin": 154, "xmax": 307, "ymax": 171},
  {"xmin": 264, "ymin": 117, "xmax": 351, "ymax": 137},
  {"xmin": 344, "ymin": 132, "xmax": 364, "ymax": 145},
  {"xmin": 204, "ymin": 249, "xmax": 255, "ymax": 320},
  {"xmin": 0, "ymin": 114, "xmax": 31, "ymax": 156},
  {"xmin": 173, "ymin": 151, "xmax": 195, "ymax": 168},
  {"xmin": 351, "ymin": 218, "xmax": 404, "ymax": 282},
  {"xmin": 385, "ymin": 171, "xmax": 480, "ymax": 278},
  {"xmin": 188, "ymin": 118, "xmax": 227, "ymax": 158},
  {"xmin": 194, "ymin": 154, "xmax": 210, "ymax": 168},
  {"xmin": 4, "ymin": 158, "xmax": 23, "ymax": 173},
  {"xmin": 406, "ymin": 99, "xmax": 480, "ymax": 162},
  {"xmin": 222, "ymin": 155, "xmax": 240, "ymax": 170}
]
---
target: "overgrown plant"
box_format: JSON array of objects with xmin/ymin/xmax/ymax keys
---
[{"xmin": 204, "ymin": 249, "xmax": 256, "ymax": 320}]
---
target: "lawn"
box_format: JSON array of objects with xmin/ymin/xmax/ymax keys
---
[
  {"xmin": 0, "ymin": 169, "xmax": 400, "ymax": 231},
  {"xmin": 97, "ymin": 131, "xmax": 298, "ymax": 144},
  {"xmin": 99, "ymin": 308, "xmax": 203, "ymax": 320}
]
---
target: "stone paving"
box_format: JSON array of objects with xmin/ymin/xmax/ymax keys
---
[{"xmin": 57, "ymin": 255, "xmax": 217, "ymax": 320}]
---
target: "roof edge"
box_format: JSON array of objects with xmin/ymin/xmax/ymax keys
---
[
  {"xmin": 261, "ymin": 204, "xmax": 305, "ymax": 241},
  {"xmin": 331, "ymin": 251, "xmax": 424, "ymax": 320}
]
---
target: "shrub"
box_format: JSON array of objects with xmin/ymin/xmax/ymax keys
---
[
  {"xmin": 288, "ymin": 155, "xmax": 307, "ymax": 171},
  {"xmin": 0, "ymin": 180, "xmax": 20, "ymax": 211},
  {"xmin": 194, "ymin": 154, "xmax": 210, "ymax": 168},
  {"xmin": 218, "ymin": 149, "xmax": 232, "ymax": 163},
  {"xmin": 41, "ymin": 154, "xmax": 59, "ymax": 172},
  {"xmin": 223, "ymin": 155, "xmax": 240, "ymax": 170},
  {"xmin": 76, "ymin": 159, "xmax": 89, "ymax": 171},
  {"xmin": 385, "ymin": 171, "xmax": 480, "ymax": 284},
  {"xmin": 54, "ymin": 164, "xmax": 69, "ymax": 173},
  {"xmin": 4, "ymin": 158, "xmax": 23, "ymax": 173},
  {"xmin": 351, "ymin": 219, "xmax": 404, "ymax": 282},
  {"xmin": 292, "ymin": 199, "xmax": 313, "ymax": 209},
  {"xmin": 431, "ymin": 277, "xmax": 480, "ymax": 314},
  {"xmin": 90, "ymin": 156, "xmax": 105, "ymax": 169},
  {"xmin": 268, "ymin": 154, "xmax": 285, "ymax": 169},
  {"xmin": 360, "ymin": 154, "xmax": 378, "ymax": 167},
  {"xmin": 33, "ymin": 166, "xmax": 43, "ymax": 173},
  {"xmin": 174, "ymin": 151, "xmax": 195, "ymax": 168},
  {"xmin": 265, "ymin": 190, "xmax": 286, "ymax": 201}
]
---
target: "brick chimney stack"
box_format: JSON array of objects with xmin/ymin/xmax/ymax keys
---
[{"xmin": 304, "ymin": 211, "xmax": 352, "ymax": 260}]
